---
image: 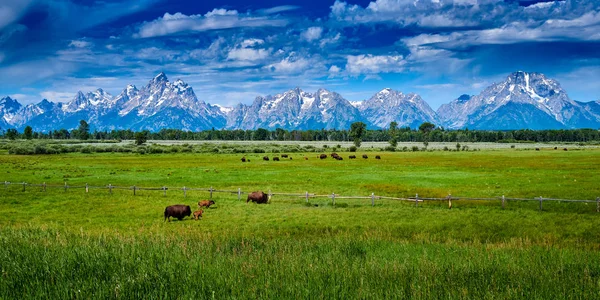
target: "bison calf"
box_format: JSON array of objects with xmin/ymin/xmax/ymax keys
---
[
  {"xmin": 193, "ymin": 209, "xmax": 204, "ymax": 220},
  {"xmin": 247, "ymin": 191, "xmax": 269, "ymax": 204},
  {"xmin": 263, "ymin": 156, "xmax": 269, "ymax": 161},
  {"xmin": 164, "ymin": 205, "xmax": 192, "ymax": 222},
  {"xmin": 198, "ymin": 200, "xmax": 215, "ymax": 208}
]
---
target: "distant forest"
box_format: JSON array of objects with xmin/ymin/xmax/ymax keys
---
[{"xmin": 2, "ymin": 121, "xmax": 599, "ymax": 143}]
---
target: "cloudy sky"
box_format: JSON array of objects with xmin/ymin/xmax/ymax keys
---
[{"xmin": 0, "ymin": 0, "xmax": 599, "ymax": 109}]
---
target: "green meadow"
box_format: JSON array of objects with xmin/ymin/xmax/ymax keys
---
[{"xmin": 1, "ymin": 145, "xmax": 600, "ymax": 298}]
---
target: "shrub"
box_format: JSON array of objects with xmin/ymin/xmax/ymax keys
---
[
  {"xmin": 384, "ymin": 146, "xmax": 396, "ymax": 152},
  {"xmin": 412, "ymin": 146, "xmax": 419, "ymax": 152},
  {"xmin": 34, "ymin": 145, "xmax": 48, "ymax": 154},
  {"xmin": 253, "ymin": 148, "xmax": 265, "ymax": 153},
  {"xmin": 349, "ymin": 146, "xmax": 357, "ymax": 152},
  {"xmin": 443, "ymin": 146, "xmax": 449, "ymax": 151}
]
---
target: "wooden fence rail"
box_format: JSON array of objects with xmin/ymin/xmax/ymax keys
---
[{"xmin": 2, "ymin": 181, "xmax": 599, "ymax": 213}]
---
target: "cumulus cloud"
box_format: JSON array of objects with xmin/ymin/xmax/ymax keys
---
[
  {"xmin": 301, "ymin": 27, "xmax": 323, "ymax": 42},
  {"xmin": 345, "ymin": 54, "xmax": 405, "ymax": 75},
  {"xmin": 265, "ymin": 53, "xmax": 315, "ymax": 74},
  {"xmin": 227, "ymin": 47, "xmax": 271, "ymax": 62},
  {"xmin": 69, "ymin": 40, "xmax": 92, "ymax": 48},
  {"xmin": 135, "ymin": 10, "xmax": 288, "ymax": 38}
]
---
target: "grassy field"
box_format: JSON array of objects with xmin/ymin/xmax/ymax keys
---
[{"xmin": 1, "ymin": 147, "xmax": 600, "ymax": 298}]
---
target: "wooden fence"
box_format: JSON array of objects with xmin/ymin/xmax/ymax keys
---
[{"xmin": 2, "ymin": 180, "xmax": 599, "ymax": 213}]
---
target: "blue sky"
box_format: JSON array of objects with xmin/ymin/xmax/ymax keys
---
[{"xmin": 0, "ymin": 0, "xmax": 599, "ymax": 109}]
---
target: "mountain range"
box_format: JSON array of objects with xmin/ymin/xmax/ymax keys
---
[{"xmin": 1, "ymin": 71, "xmax": 599, "ymax": 132}]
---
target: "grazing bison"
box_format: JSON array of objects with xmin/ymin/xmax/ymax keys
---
[
  {"xmin": 362, "ymin": 154, "xmax": 368, "ymax": 159},
  {"xmin": 319, "ymin": 154, "xmax": 327, "ymax": 159},
  {"xmin": 304, "ymin": 157, "xmax": 309, "ymax": 160},
  {"xmin": 263, "ymin": 156, "xmax": 270, "ymax": 161},
  {"xmin": 247, "ymin": 191, "xmax": 269, "ymax": 204},
  {"xmin": 535, "ymin": 148, "xmax": 540, "ymax": 151},
  {"xmin": 335, "ymin": 156, "xmax": 343, "ymax": 160},
  {"xmin": 241, "ymin": 157, "xmax": 246, "ymax": 162},
  {"xmin": 554, "ymin": 147, "xmax": 558, "ymax": 150},
  {"xmin": 164, "ymin": 205, "xmax": 192, "ymax": 222},
  {"xmin": 193, "ymin": 209, "xmax": 204, "ymax": 220},
  {"xmin": 349, "ymin": 155, "xmax": 356, "ymax": 159},
  {"xmin": 331, "ymin": 152, "xmax": 339, "ymax": 158},
  {"xmin": 198, "ymin": 200, "xmax": 215, "ymax": 208},
  {"xmin": 375, "ymin": 155, "xmax": 381, "ymax": 159},
  {"xmin": 273, "ymin": 157, "xmax": 280, "ymax": 161},
  {"xmin": 281, "ymin": 154, "xmax": 289, "ymax": 158},
  {"xmin": 563, "ymin": 148, "xmax": 568, "ymax": 151}
]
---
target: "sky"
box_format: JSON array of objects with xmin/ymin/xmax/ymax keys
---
[{"xmin": 0, "ymin": 0, "xmax": 599, "ymax": 109}]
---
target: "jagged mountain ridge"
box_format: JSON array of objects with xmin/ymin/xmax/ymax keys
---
[
  {"xmin": 1, "ymin": 71, "xmax": 599, "ymax": 132},
  {"xmin": 437, "ymin": 71, "xmax": 600, "ymax": 130}
]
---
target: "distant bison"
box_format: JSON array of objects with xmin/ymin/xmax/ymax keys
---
[
  {"xmin": 349, "ymin": 155, "xmax": 356, "ymax": 159},
  {"xmin": 362, "ymin": 154, "xmax": 368, "ymax": 159},
  {"xmin": 319, "ymin": 154, "xmax": 327, "ymax": 159},
  {"xmin": 164, "ymin": 205, "xmax": 191, "ymax": 222},
  {"xmin": 563, "ymin": 148, "xmax": 568, "ymax": 151},
  {"xmin": 304, "ymin": 157, "xmax": 309, "ymax": 160},
  {"xmin": 375, "ymin": 155, "xmax": 381, "ymax": 159},
  {"xmin": 247, "ymin": 191, "xmax": 269, "ymax": 204},
  {"xmin": 241, "ymin": 157, "xmax": 246, "ymax": 162},
  {"xmin": 535, "ymin": 148, "xmax": 540, "ymax": 151},
  {"xmin": 263, "ymin": 156, "xmax": 269, "ymax": 161},
  {"xmin": 273, "ymin": 157, "xmax": 280, "ymax": 161},
  {"xmin": 281, "ymin": 154, "xmax": 289, "ymax": 158},
  {"xmin": 554, "ymin": 147, "xmax": 558, "ymax": 150},
  {"xmin": 193, "ymin": 209, "xmax": 204, "ymax": 220},
  {"xmin": 198, "ymin": 200, "xmax": 215, "ymax": 208},
  {"xmin": 330, "ymin": 152, "xmax": 339, "ymax": 158},
  {"xmin": 335, "ymin": 156, "xmax": 343, "ymax": 160}
]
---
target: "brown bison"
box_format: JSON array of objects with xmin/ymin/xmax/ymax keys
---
[
  {"xmin": 563, "ymin": 148, "xmax": 568, "ymax": 151},
  {"xmin": 304, "ymin": 157, "xmax": 308, "ymax": 160},
  {"xmin": 263, "ymin": 156, "xmax": 269, "ymax": 161},
  {"xmin": 362, "ymin": 154, "xmax": 368, "ymax": 159},
  {"xmin": 375, "ymin": 155, "xmax": 381, "ymax": 159},
  {"xmin": 247, "ymin": 191, "xmax": 269, "ymax": 204},
  {"xmin": 198, "ymin": 200, "xmax": 215, "ymax": 208},
  {"xmin": 281, "ymin": 154, "xmax": 289, "ymax": 158},
  {"xmin": 273, "ymin": 157, "xmax": 280, "ymax": 161},
  {"xmin": 164, "ymin": 205, "xmax": 191, "ymax": 222},
  {"xmin": 241, "ymin": 157, "xmax": 246, "ymax": 162},
  {"xmin": 336, "ymin": 156, "xmax": 343, "ymax": 160},
  {"xmin": 535, "ymin": 148, "xmax": 540, "ymax": 151},
  {"xmin": 331, "ymin": 152, "xmax": 339, "ymax": 158},
  {"xmin": 193, "ymin": 209, "xmax": 204, "ymax": 220},
  {"xmin": 349, "ymin": 155, "xmax": 356, "ymax": 159},
  {"xmin": 319, "ymin": 154, "xmax": 327, "ymax": 159}
]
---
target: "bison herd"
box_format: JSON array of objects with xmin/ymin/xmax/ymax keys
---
[
  {"xmin": 242, "ymin": 152, "xmax": 382, "ymax": 162},
  {"xmin": 164, "ymin": 191, "xmax": 270, "ymax": 222}
]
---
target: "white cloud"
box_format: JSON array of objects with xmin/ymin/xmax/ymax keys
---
[
  {"xmin": 266, "ymin": 53, "xmax": 312, "ymax": 74},
  {"xmin": 227, "ymin": 47, "xmax": 271, "ymax": 61},
  {"xmin": 240, "ymin": 38, "xmax": 264, "ymax": 48},
  {"xmin": 69, "ymin": 40, "xmax": 92, "ymax": 48},
  {"xmin": 319, "ymin": 32, "xmax": 341, "ymax": 48},
  {"xmin": 258, "ymin": 6, "xmax": 300, "ymax": 15},
  {"xmin": 135, "ymin": 10, "xmax": 288, "ymax": 38},
  {"xmin": 345, "ymin": 54, "xmax": 405, "ymax": 75},
  {"xmin": 301, "ymin": 27, "xmax": 323, "ymax": 42},
  {"xmin": 0, "ymin": 0, "xmax": 33, "ymax": 31}
]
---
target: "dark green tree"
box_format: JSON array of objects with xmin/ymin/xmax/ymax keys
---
[
  {"xmin": 23, "ymin": 126, "xmax": 33, "ymax": 140},
  {"xmin": 253, "ymin": 128, "xmax": 269, "ymax": 141},
  {"xmin": 134, "ymin": 131, "xmax": 148, "ymax": 145},
  {"xmin": 389, "ymin": 121, "xmax": 398, "ymax": 148},
  {"xmin": 78, "ymin": 120, "xmax": 90, "ymax": 140},
  {"xmin": 418, "ymin": 122, "xmax": 436, "ymax": 134},
  {"xmin": 6, "ymin": 128, "xmax": 18, "ymax": 140},
  {"xmin": 349, "ymin": 122, "xmax": 367, "ymax": 148}
]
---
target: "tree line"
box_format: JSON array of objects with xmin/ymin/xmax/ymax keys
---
[{"xmin": 1, "ymin": 120, "xmax": 599, "ymax": 144}]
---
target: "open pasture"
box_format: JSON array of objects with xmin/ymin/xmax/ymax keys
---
[{"xmin": 1, "ymin": 148, "xmax": 600, "ymax": 298}]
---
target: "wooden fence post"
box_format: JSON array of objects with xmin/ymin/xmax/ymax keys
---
[
  {"xmin": 43, "ymin": 182, "xmax": 46, "ymax": 192},
  {"xmin": 305, "ymin": 191, "xmax": 309, "ymax": 203},
  {"xmin": 268, "ymin": 190, "xmax": 272, "ymax": 203},
  {"xmin": 237, "ymin": 188, "xmax": 241, "ymax": 201},
  {"xmin": 210, "ymin": 186, "xmax": 213, "ymax": 200},
  {"xmin": 448, "ymin": 194, "xmax": 452, "ymax": 209},
  {"xmin": 415, "ymin": 193, "xmax": 418, "ymax": 207},
  {"xmin": 371, "ymin": 193, "xmax": 375, "ymax": 207},
  {"xmin": 539, "ymin": 196, "xmax": 543, "ymax": 211},
  {"xmin": 133, "ymin": 185, "xmax": 136, "ymax": 196},
  {"xmin": 64, "ymin": 182, "xmax": 68, "ymax": 192},
  {"xmin": 332, "ymin": 192, "xmax": 335, "ymax": 206},
  {"xmin": 85, "ymin": 183, "xmax": 89, "ymax": 193},
  {"xmin": 502, "ymin": 195, "xmax": 505, "ymax": 209},
  {"xmin": 163, "ymin": 186, "xmax": 167, "ymax": 196},
  {"xmin": 183, "ymin": 186, "xmax": 187, "ymax": 198},
  {"xmin": 4, "ymin": 181, "xmax": 7, "ymax": 190},
  {"xmin": 108, "ymin": 184, "xmax": 113, "ymax": 194},
  {"xmin": 596, "ymin": 197, "xmax": 599, "ymax": 213}
]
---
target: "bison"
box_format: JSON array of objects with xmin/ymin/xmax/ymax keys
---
[
  {"xmin": 164, "ymin": 205, "xmax": 191, "ymax": 222},
  {"xmin": 362, "ymin": 154, "xmax": 368, "ymax": 159},
  {"xmin": 335, "ymin": 156, "xmax": 343, "ymax": 160},
  {"xmin": 198, "ymin": 200, "xmax": 215, "ymax": 208},
  {"xmin": 193, "ymin": 209, "xmax": 204, "ymax": 220},
  {"xmin": 375, "ymin": 155, "xmax": 381, "ymax": 159},
  {"xmin": 304, "ymin": 157, "xmax": 309, "ymax": 160},
  {"xmin": 330, "ymin": 152, "xmax": 339, "ymax": 158},
  {"xmin": 241, "ymin": 157, "xmax": 246, "ymax": 162},
  {"xmin": 263, "ymin": 156, "xmax": 269, "ymax": 161},
  {"xmin": 273, "ymin": 157, "xmax": 280, "ymax": 161},
  {"xmin": 563, "ymin": 148, "xmax": 568, "ymax": 151},
  {"xmin": 281, "ymin": 154, "xmax": 289, "ymax": 158},
  {"xmin": 247, "ymin": 191, "xmax": 269, "ymax": 204},
  {"xmin": 319, "ymin": 154, "xmax": 327, "ymax": 159},
  {"xmin": 535, "ymin": 148, "xmax": 540, "ymax": 151},
  {"xmin": 349, "ymin": 155, "xmax": 356, "ymax": 159}
]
